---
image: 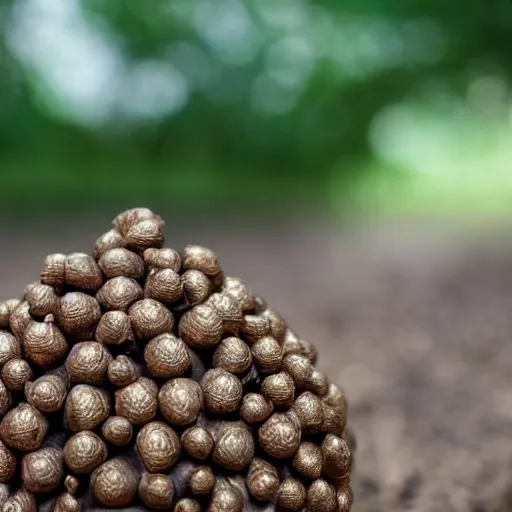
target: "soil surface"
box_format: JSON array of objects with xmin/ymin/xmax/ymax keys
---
[{"xmin": 1, "ymin": 214, "xmax": 512, "ymax": 512}]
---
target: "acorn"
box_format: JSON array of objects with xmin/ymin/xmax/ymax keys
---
[
  {"xmin": 63, "ymin": 431, "xmax": 108, "ymax": 474},
  {"xmin": 2, "ymin": 487, "xmax": 36, "ymax": 512},
  {"xmin": 210, "ymin": 479, "xmax": 244, "ymax": 512},
  {"xmin": 293, "ymin": 392, "xmax": 323, "ymax": 433},
  {"xmin": 189, "ymin": 465, "xmax": 215, "ymax": 495},
  {"xmin": 283, "ymin": 354, "xmax": 313, "ymax": 388},
  {"xmin": 40, "ymin": 253, "xmax": 66, "ymax": 287},
  {"xmin": 0, "ymin": 440, "xmax": 16, "ymax": 482},
  {"xmin": 95, "ymin": 310, "xmax": 133, "ymax": 345},
  {"xmin": 58, "ymin": 292, "xmax": 101, "ymax": 340},
  {"xmin": 181, "ymin": 426, "xmax": 214, "ymax": 461},
  {"xmin": 261, "ymin": 309, "xmax": 287, "ymax": 342},
  {"xmin": 0, "ymin": 299, "xmax": 21, "ymax": 330},
  {"xmin": 107, "ymin": 355, "xmax": 140, "ymax": 388},
  {"xmin": 212, "ymin": 421, "xmax": 254, "ymax": 471},
  {"xmin": 143, "ymin": 247, "xmax": 181, "ymax": 272},
  {"xmin": 0, "ymin": 331, "xmax": 21, "ymax": 367},
  {"xmin": 212, "ymin": 337, "xmax": 252, "ymax": 374},
  {"xmin": 91, "ymin": 458, "xmax": 139, "ymax": 508},
  {"xmin": 101, "ymin": 416, "xmax": 133, "ymax": 446},
  {"xmin": 283, "ymin": 335, "xmax": 318, "ymax": 364},
  {"xmin": 246, "ymin": 458, "xmax": 280, "ymax": 502},
  {"xmin": 125, "ymin": 218, "xmax": 164, "ymax": 251},
  {"xmin": 145, "ymin": 333, "xmax": 190, "ymax": 378},
  {"xmin": 98, "ymin": 248, "xmax": 145, "ymax": 279},
  {"xmin": 251, "ymin": 336, "xmax": 283, "ymax": 374},
  {"xmin": 241, "ymin": 314, "xmax": 270, "ymax": 343},
  {"xmin": 113, "ymin": 207, "xmax": 160, "ymax": 236},
  {"xmin": 139, "ymin": 473, "xmax": 175, "ymax": 510},
  {"xmin": 206, "ymin": 293, "xmax": 243, "ymax": 334},
  {"xmin": 115, "ymin": 377, "xmax": 158, "ymax": 425},
  {"xmin": 145, "ymin": 268, "xmax": 183, "ymax": 304},
  {"xmin": 337, "ymin": 485, "xmax": 354, "ymax": 512},
  {"xmin": 128, "ymin": 298, "xmax": 174, "ymax": 340},
  {"xmin": 306, "ymin": 479, "xmax": 337, "ymax": 512},
  {"xmin": 136, "ymin": 421, "xmax": 180, "ymax": 473},
  {"xmin": 321, "ymin": 434, "xmax": 351, "ymax": 478},
  {"xmin": 63, "ymin": 253, "xmax": 103, "ymax": 292},
  {"xmin": 261, "ymin": 371, "xmax": 295, "ymax": 408},
  {"xmin": 93, "ymin": 229, "xmax": 125, "ymax": 260},
  {"xmin": 52, "ymin": 492, "xmax": 80, "ymax": 512},
  {"xmin": 175, "ymin": 498, "xmax": 201, "ymax": 512},
  {"xmin": 223, "ymin": 277, "xmax": 255, "ymax": 313},
  {"xmin": 183, "ymin": 245, "xmax": 221, "ymax": 277},
  {"xmin": 239, "ymin": 393, "xmax": 273, "ymax": 424},
  {"xmin": 21, "ymin": 446, "xmax": 63, "ymax": 493},
  {"xmin": 0, "ymin": 403, "xmax": 48, "ymax": 451},
  {"xmin": 278, "ymin": 479, "xmax": 307, "ymax": 510},
  {"xmin": 158, "ymin": 378, "xmax": 202, "ymax": 426},
  {"xmin": 0, "ymin": 380, "xmax": 12, "ymax": 418},
  {"xmin": 64, "ymin": 475, "xmax": 79, "ymax": 495},
  {"xmin": 179, "ymin": 304, "xmax": 223, "ymax": 349},
  {"xmin": 293, "ymin": 441, "xmax": 323, "ymax": 480},
  {"xmin": 25, "ymin": 283, "xmax": 59, "ymax": 318},
  {"xmin": 96, "ymin": 277, "xmax": 143, "ymax": 311},
  {"xmin": 309, "ymin": 369, "xmax": 329, "ymax": 397},
  {"xmin": 65, "ymin": 342, "xmax": 111, "ymax": 385},
  {"xmin": 23, "ymin": 318, "xmax": 68, "ymax": 369},
  {"xmin": 65, "ymin": 385, "xmax": 110, "ymax": 432},
  {"xmin": 201, "ymin": 369, "xmax": 242, "ymax": 415},
  {"xmin": 182, "ymin": 270, "xmax": 212, "ymax": 305},
  {"xmin": 258, "ymin": 412, "xmax": 301, "ymax": 459},
  {"xmin": 9, "ymin": 300, "xmax": 33, "ymax": 340},
  {"xmin": 2, "ymin": 359, "xmax": 32, "ymax": 391},
  {"xmin": 25, "ymin": 374, "xmax": 67, "ymax": 413}
]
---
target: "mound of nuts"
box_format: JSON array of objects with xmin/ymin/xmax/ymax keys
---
[{"xmin": 0, "ymin": 207, "xmax": 354, "ymax": 512}]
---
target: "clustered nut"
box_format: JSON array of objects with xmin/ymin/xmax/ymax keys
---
[{"xmin": 0, "ymin": 207, "xmax": 353, "ymax": 511}]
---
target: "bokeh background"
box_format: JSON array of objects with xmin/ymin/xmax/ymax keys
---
[{"xmin": 2, "ymin": 1, "xmax": 512, "ymax": 511}]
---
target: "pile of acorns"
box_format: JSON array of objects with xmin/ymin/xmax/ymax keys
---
[{"xmin": 0, "ymin": 208, "xmax": 353, "ymax": 512}]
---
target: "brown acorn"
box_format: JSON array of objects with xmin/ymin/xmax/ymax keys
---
[
  {"xmin": 241, "ymin": 314, "xmax": 270, "ymax": 343},
  {"xmin": 65, "ymin": 385, "xmax": 111, "ymax": 432},
  {"xmin": 251, "ymin": 336, "xmax": 283, "ymax": 374},
  {"xmin": 40, "ymin": 253, "xmax": 66, "ymax": 287},
  {"xmin": 183, "ymin": 245, "xmax": 221, "ymax": 277},
  {"xmin": 261, "ymin": 309, "xmax": 287, "ymax": 343},
  {"xmin": 113, "ymin": 207, "xmax": 160, "ymax": 236},
  {"xmin": 293, "ymin": 441, "xmax": 323, "ymax": 480},
  {"xmin": 336, "ymin": 485, "xmax": 354, "ymax": 512},
  {"xmin": 99, "ymin": 248, "xmax": 145, "ymax": 279},
  {"xmin": 23, "ymin": 319, "xmax": 68, "ymax": 369},
  {"xmin": 261, "ymin": 371, "xmax": 295, "ymax": 408},
  {"xmin": 206, "ymin": 293, "xmax": 243, "ymax": 334},
  {"xmin": 139, "ymin": 473, "xmax": 175, "ymax": 510},
  {"xmin": 283, "ymin": 335, "xmax": 318, "ymax": 364},
  {"xmin": 212, "ymin": 337, "xmax": 252, "ymax": 374},
  {"xmin": 143, "ymin": 247, "xmax": 181, "ymax": 272},
  {"xmin": 2, "ymin": 487, "xmax": 36, "ymax": 512},
  {"xmin": 115, "ymin": 377, "xmax": 158, "ymax": 425},
  {"xmin": 0, "ymin": 440, "xmax": 16, "ymax": 482},
  {"xmin": 25, "ymin": 283, "xmax": 59, "ymax": 318},
  {"xmin": 0, "ymin": 403, "xmax": 48, "ymax": 451},
  {"xmin": 65, "ymin": 342, "xmax": 111, "ymax": 385},
  {"xmin": 306, "ymin": 479, "xmax": 337, "ymax": 512},
  {"xmin": 258, "ymin": 412, "xmax": 301, "ymax": 459},
  {"xmin": 293, "ymin": 391, "xmax": 324, "ymax": 432},
  {"xmin": 144, "ymin": 333, "xmax": 190, "ymax": 378},
  {"xmin": 58, "ymin": 292, "xmax": 101, "ymax": 340},
  {"xmin": 136, "ymin": 421, "xmax": 180, "ymax": 473},
  {"xmin": 210, "ymin": 479, "xmax": 244, "ymax": 512},
  {"xmin": 107, "ymin": 355, "xmax": 140, "ymax": 388},
  {"xmin": 182, "ymin": 270, "xmax": 212, "ymax": 305},
  {"xmin": 2, "ymin": 359, "xmax": 33, "ymax": 391},
  {"xmin": 158, "ymin": 378, "xmax": 202, "ymax": 426},
  {"xmin": 64, "ymin": 475, "xmax": 79, "ymax": 495},
  {"xmin": 0, "ymin": 298, "xmax": 21, "ymax": 330},
  {"xmin": 246, "ymin": 458, "xmax": 280, "ymax": 502},
  {"xmin": 64, "ymin": 253, "xmax": 103, "ymax": 292},
  {"xmin": 321, "ymin": 403, "xmax": 345, "ymax": 436},
  {"xmin": 63, "ymin": 431, "xmax": 108, "ymax": 474},
  {"xmin": 282, "ymin": 353, "xmax": 313, "ymax": 388},
  {"xmin": 93, "ymin": 229, "xmax": 125, "ymax": 260},
  {"xmin": 21, "ymin": 447, "xmax": 63, "ymax": 493},
  {"xmin": 96, "ymin": 277, "xmax": 143, "ymax": 311},
  {"xmin": 101, "ymin": 416, "xmax": 133, "ymax": 446},
  {"xmin": 52, "ymin": 492, "xmax": 80, "ymax": 512},
  {"xmin": 212, "ymin": 421, "xmax": 254, "ymax": 471},
  {"xmin": 179, "ymin": 304, "xmax": 223, "ymax": 349},
  {"xmin": 25, "ymin": 374, "xmax": 67, "ymax": 413},
  {"xmin": 189, "ymin": 465, "xmax": 215, "ymax": 495},
  {"xmin": 277, "ymin": 478, "xmax": 307, "ymax": 510},
  {"xmin": 175, "ymin": 498, "xmax": 201, "ymax": 512},
  {"xmin": 201, "ymin": 369, "xmax": 242, "ymax": 415},
  {"xmin": 145, "ymin": 268, "xmax": 183, "ymax": 304},
  {"xmin": 91, "ymin": 458, "xmax": 139, "ymax": 508},
  {"xmin": 223, "ymin": 277, "xmax": 255, "ymax": 313},
  {"xmin": 0, "ymin": 380, "xmax": 12, "ymax": 418},
  {"xmin": 239, "ymin": 393, "xmax": 273, "ymax": 424},
  {"xmin": 309, "ymin": 369, "xmax": 329, "ymax": 397},
  {"xmin": 95, "ymin": 310, "xmax": 133, "ymax": 345},
  {"xmin": 9, "ymin": 300, "xmax": 33, "ymax": 340},
  {"xmin": 125, "ymin": 218, "xmax": 164, "ymax": 251},
  {"xmin": 128, "ymin": 298, "xmax": 174, "ymax": 340},
  {"xmin": 0, "ymin": 331, "xmax": 21, "ymax": 367},
  {"xmin": 181, "ymin": 426, "xmax": 214, "ymax": 461},
  {"xmin": 321, "ymin": 434, "xmax": 351, "ymax": 478}
]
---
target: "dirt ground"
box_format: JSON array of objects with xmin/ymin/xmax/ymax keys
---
[{"xmin": 1, "ymin": 214, "xmax": 512, "ymax": 512}]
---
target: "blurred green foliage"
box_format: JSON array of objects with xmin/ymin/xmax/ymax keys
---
[{"xmin": 0, "ymin": 0, "xmax": 511, "ymax": 215}]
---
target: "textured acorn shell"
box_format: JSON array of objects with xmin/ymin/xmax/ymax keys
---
[
  {"xmin": 65, "ymin": 385, "xmax": 111, "ymax": 432},
  {"xmin": 212, "ymin": 422, "xmax": 255, "ymax": 471},
  {"xmin": 115, "ymin": 377, "xmax": 158, "ymax": 425},
  {"xmin": 23, "ymin": 321, "xmax": 68, "ymax": 369},
  {"xmin": 99, "ymin": 248, "xmax": 145, "ymax": 279},
  {"xmin": 136, "ymin": 421, "xmax": 181, "ymax": 473},
  {"xmin": 158, "ymin": 378, "xmax": 202, "ymax": 426},
  {"xmin": 95, "ymin": 310, "xmax": 133, "ymax": 345},
  {"xmin": 25, "ymin": 374, "xmax": 67, "ymax": 413},
  {"xmin": 65, "ymin": 341, "xmax": 112, "ymax": 385},
  {"xmin": 0, "ymin": 439, "xmax": 16, "ymax": 482},
  {"xmin": 91, "ymin": 458, "xmax": 139, "ymax": 508},
  {"xmin": 21, "ymin": 446, "xmax": 63, "ymax": 493},
  {"xmin": 144, "ymin": 333, "xmax": 190, "ymax": 379},
  {"xmin": 63, "ymin": 431, "xmax": 108, "ymax": 474}
]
